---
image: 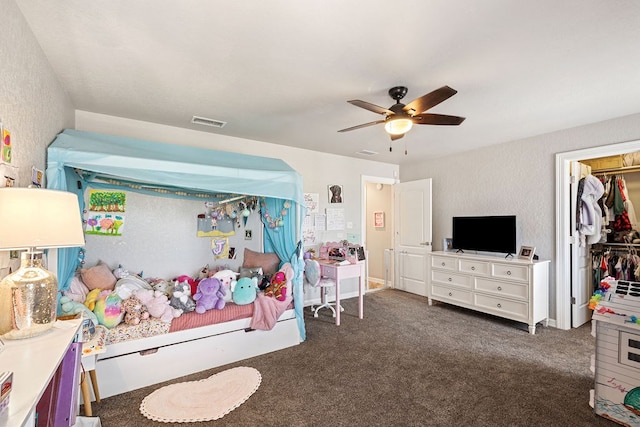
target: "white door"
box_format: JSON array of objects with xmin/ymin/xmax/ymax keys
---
[
  {"xmin": 570, "ymin": 160, "xmax": 593, "ymax": 327},
  {"xmin": 394, "ymin": 179, "xmax": 432, "ymax": 297}
]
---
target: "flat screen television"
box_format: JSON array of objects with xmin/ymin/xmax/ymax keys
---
[{"xmin": 452, "ymin": 215, "xmax": 516, "ymax": 255}]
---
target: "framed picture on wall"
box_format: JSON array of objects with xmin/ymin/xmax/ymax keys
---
[
  {"xmin": 328, "ymin": 185, "xmax": 343, "ymax": 203},
  {"xmin": 374, "ymin": 211, "xmax": 384, "ymax": 228}
]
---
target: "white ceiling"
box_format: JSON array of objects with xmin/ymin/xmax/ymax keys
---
[{"xmin": 15, "ymin": 0, "xmax": 640, "ymax": 165}]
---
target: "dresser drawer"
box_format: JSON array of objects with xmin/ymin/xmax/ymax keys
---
[
  {"xmin": 475, "ymin": 278, "xmax": 528, "ymax": 301},
  {"xmin": 431, "ymin": 270, "xmax": 472, "ymax": 289},
  {"xmin": 459, "ymin": 259, "xmax": 490, "ymax": 276},
  {"xmin": 431, "ymin": 284, "xmax": 473, "ymax": 305},
  {"xmin": 474, "ymin": 294, "xmax": 528, "ymax": 321},
  {"xmin": 491, "ymin": 263, "xmax": 528, "ymax": 282},
  {"xmin": 431, "ymin": 255, "xmax": 456, "ymax": 271}
]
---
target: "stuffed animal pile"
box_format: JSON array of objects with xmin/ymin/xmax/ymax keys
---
[{"xmin": 59, "ymin": 259, "xmax": 294, "ymax": 331}]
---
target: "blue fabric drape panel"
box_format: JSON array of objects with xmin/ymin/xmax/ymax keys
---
[
  {"xmin": 261, "ymin": 197, "xmax": 306, "ymax": 341},
  {"xmin": 46, "ymin": 166, "xmax": 85, "ymax": 295}
]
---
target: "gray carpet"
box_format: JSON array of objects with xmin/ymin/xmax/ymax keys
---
[{"xmin": 88, "ymin": 289, "xmax": 617, "ymax": 426}]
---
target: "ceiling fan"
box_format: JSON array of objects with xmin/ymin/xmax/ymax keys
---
[{"xmin": 338, "ymin": 85, "xmax": 465, "ymax": 145}]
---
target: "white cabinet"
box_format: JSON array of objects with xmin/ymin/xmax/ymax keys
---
[{"xmin": 427, "ymin": 251, "xmax": 549, "ymax": 334}]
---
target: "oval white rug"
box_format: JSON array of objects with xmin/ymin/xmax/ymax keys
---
[{"xmin": 139, "ymin": 366, "xmax": 261, "ymax": 423}]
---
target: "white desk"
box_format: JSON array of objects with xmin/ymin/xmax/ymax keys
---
[
  {"xmin": 0, "ymin": 319, "xmax": 82, "ymax": 427},
  {"xmin": 318, "ymin": 260, "xmax": 365, "ymax": 326}
]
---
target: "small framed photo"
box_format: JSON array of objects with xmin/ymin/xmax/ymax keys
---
[
  {"xmin": 328, "ymin": 184, "xmax": 343, "ymax": 204},
  {"xmin": 245, "ymin": 229, "xmax": 252, "ymax": 240},
  {"xmin": 518, "ymin": 246, "xmax": 536, "ymax": 261},
  {"xmin": 443, "ymin": 238, "xmax": 453, "ymax": 251},
  {"xmin": 373, "ymin": 211, "xmax": 384, "ymax": 228}
]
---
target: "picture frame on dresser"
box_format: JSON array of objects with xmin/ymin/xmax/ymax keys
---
[{"xmin": 518, "ymin": 245, "xmax": 535, "ymax": 261}]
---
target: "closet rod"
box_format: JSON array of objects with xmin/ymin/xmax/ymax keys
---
[{"xmin": 592, "ymin": 165, "xmax": 640, "ymax": 175}]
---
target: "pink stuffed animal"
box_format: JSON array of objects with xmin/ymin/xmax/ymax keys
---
[{"xmin": 135, "ymin": 289, "xmax": 181, "ymax": 323}]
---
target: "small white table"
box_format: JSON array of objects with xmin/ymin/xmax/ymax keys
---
[
  {"xmin": 317, "ymin": 260, "xmax": 365, "ymax": 326},
  {"xmin": 0, "ymin": 319, "xmax": 82, "ymax": 427}
]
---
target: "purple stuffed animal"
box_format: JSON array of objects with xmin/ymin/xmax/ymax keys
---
[{"xmin": 193, "ymin": 277, "xmax": 226, "ymax": 314}]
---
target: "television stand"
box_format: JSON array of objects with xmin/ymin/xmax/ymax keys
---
[
  {"xmin": 505, "ymin": 253, "xmax": 514, "ymax": 260},
  {"xmin": 427, "ymin": 251, "xmax": 549, "ymax": 334}
]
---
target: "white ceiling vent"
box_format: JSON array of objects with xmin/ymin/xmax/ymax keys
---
[
  {"xmin": 191, "ymin": 115, "xmax": 226, "ymax": 128},
  {"xmin": 356, "ymin": 149, "xmax": 378, "ymax": 156}
]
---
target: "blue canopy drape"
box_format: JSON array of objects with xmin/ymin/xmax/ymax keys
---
[
  {"xmin": 46, "ymin": 129, "xmax": 306, "ymax": 340},
  {"xmin": 261, "ymin": 198, "xmax": 307, "ymax": 341}
]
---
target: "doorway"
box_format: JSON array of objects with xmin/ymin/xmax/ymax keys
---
[
  {"xmin": 556, "ymin": 139, "xmax": 640, "ymax": 330},
  {"xmin": 362, "ymin": 175, "xmax": 395, "ymax": 292}
]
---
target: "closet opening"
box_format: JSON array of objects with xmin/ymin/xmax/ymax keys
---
[{"xmin": 556, "ymin": 141, "xmax": 640, "ymax": 331}]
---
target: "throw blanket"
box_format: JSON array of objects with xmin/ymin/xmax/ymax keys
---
[{"xmin": 250, "ymin": 294, "xmax": 293, "ymax": 331}]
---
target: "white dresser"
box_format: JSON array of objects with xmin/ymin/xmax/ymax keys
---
[{"xmin": 427, "ymin": 251, "xmax": 549, "ymax": 334}]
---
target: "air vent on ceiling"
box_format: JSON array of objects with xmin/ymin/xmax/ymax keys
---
[
  {"xmin": 191, "ymin": 115, "xmax": 226, "ymax": 128},
  {"xmin": 356, "ymin": 149, "xmax": 378, "ymax": 156}
]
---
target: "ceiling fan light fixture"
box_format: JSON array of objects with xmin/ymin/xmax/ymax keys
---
[{"xmin": 384, "ymin": 117, "xmax": 413, "ymax": 135}]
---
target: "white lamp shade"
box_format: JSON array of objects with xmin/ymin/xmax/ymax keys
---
[
  {"xmin": 0, "ymin": 188, "xmax": 85, "ymax": 250},
  {"xmin": 384, "ymin": 117, "xmax": 413, "ymax": 135}
]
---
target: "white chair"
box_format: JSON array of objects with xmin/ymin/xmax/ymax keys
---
[{"xmin": 304, "ymin": 259, "xmax": 344, "ymax": 318}]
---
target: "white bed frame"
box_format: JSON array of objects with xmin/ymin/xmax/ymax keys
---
[{"xmin": 94, "ymin": 308, "xmax": 300, "ymax": 398}]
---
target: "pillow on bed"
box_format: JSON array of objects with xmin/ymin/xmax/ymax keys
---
[
  {"xmin": 242, "ymin": 249, "xmax": 280, "ymax": 275},
  {"xmin": 80, "ymin": 260, "xmax": 117, "ymax": 291}
]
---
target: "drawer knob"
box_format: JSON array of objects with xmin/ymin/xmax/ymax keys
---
[
  {"xmin": 506, "ymin": 271, "xmax": 512, "ymax": 275},
  {"xmin": 448, "ymin": 277, "xmax": 452, "ymax": 282},
  {"xmin": 471, "ymin": 266, "xmax": 476, "ymax": 271},
  {"xmin": 448, "ymin": 292, "xmax": 453, "ymax": 297},
  {"xmin": 497, "ymin": 303, "xmax": 502, "ymax": 308},
  {"xmin": 441, "ymin": 262, "xmax": 446, "ymax": 266},
  {"xmin": 497, "ymin": 286, "xmax": 502, "ymax": 291}
]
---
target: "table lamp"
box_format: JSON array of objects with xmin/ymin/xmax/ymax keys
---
[{"xmin": 0, "ymin": 188, "xmax": 85, "ymax": 339}]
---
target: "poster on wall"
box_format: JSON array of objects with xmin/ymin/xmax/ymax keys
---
[
  {"xmin": 211, "ymin": 237, "xmax": 229, "ymax": 259},
  {"xmin": 304, "ymin": 193, "xmax": 320, "ymax": 213},
  {"xmin": 85, "ymin": 190, "xmax": 126, "ymax": 236},
  {"xmin": 326, "ymin": 208, "xmax": 345, "ymax": 230},
  {"xmin": 1, "ymin": 125, "xmax": 11, "ymax": 164}
]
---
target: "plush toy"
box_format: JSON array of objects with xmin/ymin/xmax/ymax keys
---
[
  {"xmin": 84, "ymin": 288, "xmax": 102, "ymax": 311},
  {"xmin": 212, "ymin": 269, "xmax": 238, "ymax": 302},
  {"xmin": 93, "ymin": 290, "xmax": 125, "ymax": 329},
  {"xmin": 113, "ymin": 275, "xmax": 153, "ymax": 300},
  {"xmin": 174, "ymin": 274, "xmax": 199, "ymax": 297},
  {"xmin": 112, "ymin": 264, "xmax": 130, "ymax": 279},
  {"xmin": 135, "ymin": 289, "xmax": 181, "ymax": 323},
  {"xmin": 58, "ymin": 295, "xmax": 99, "ymax": 326},
  {"xmin": 264, "ymin": 263, "xmax": 293, "ymax": 301},
  {"xmin": 193, "ymin": 277, "xmax": 226, "ymax": 313},
  {"xmin": 265, "ymin": 271, "xmax": 287, "ymax": 301},
  {"xmin": 121, "ymin": 295, "xmax": 150, "ymax": 326},
  {"xmin": 149, "ymin": 278, "xmax": 174, "ymax": 299},
  {"xmin": 232, "ymin": 277, "xmax": 258, "ymax": 305},
  {"xmin": 170, "ymin": 279, "xmax": 196, "ymax": 313}
]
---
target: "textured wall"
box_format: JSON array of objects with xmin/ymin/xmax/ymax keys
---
[
  {"xmin": 0, "ymin": 0, "xmax": 73, "ymax": 187},
  {"xmin": 401, "ymin": 112, "xmax": 640, "ymax": 320}
]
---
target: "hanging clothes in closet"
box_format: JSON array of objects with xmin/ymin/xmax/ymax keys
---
[
  {"xmin": 591, "ymin": 246, "xmax": 640, "ymax": 284},
  {"xmin": 601, "ymin": 174, "xmax": 640, "ymax": 243}
]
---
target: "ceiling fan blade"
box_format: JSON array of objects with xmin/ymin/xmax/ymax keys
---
[
  {"xmin": 404, "ymin": 86, "xmax": 458, "ymax": 114},
  {"xmin": 338, "ymin": 119, "xmax": 386, "ymax": 133},
  {"xmin": 347, "ymin": 100, "xmax": 393, "ymax": 115},
  {"xmin": 413, "ymin": 113, "xmax": 466, "ymax": 126},
  {"xmin": 390, "ymin": 133, "xmax": 404, "ymax": 141}
]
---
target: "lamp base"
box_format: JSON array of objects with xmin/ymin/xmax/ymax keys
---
[{"xmin": 0, "ymin": 251, "xmax": 58, "ymax": 340}]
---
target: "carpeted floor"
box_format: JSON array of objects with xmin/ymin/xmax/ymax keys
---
[{"xmin": 88, "ymin": 289, "xmax": 617, "ymax": 426}]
